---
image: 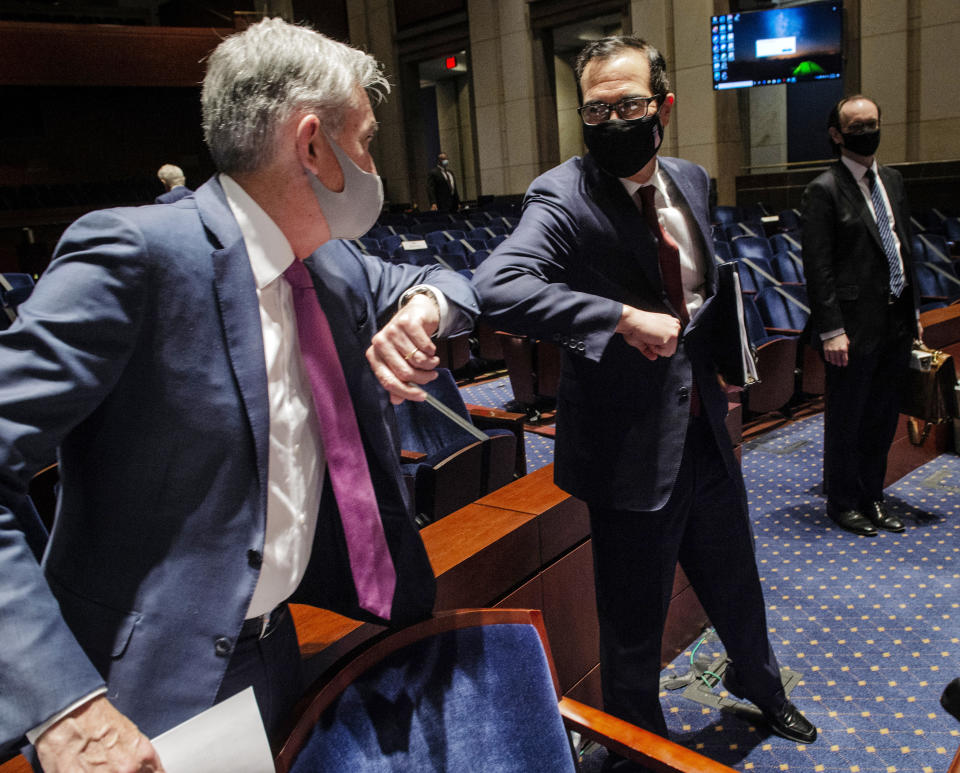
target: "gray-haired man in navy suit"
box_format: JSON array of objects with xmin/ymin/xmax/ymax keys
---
[{"xmin": 0, "ymin": 18, "xmax": 478, "ymax": 771}]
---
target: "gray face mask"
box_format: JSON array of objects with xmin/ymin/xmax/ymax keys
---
[{"xmin": 306, "ymin": 131, "xmax": 384, "ymax": 240}]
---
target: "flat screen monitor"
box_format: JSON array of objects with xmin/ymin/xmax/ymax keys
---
[{"xmin": 711, "ymin": 2, "xmax": 843, "ymax": 90}]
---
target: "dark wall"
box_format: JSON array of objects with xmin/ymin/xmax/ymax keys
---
[
  {"xmin": 786, "ymin": 79, "xmax": 845, "ymax": 164},
  {"xmin": 0, "ymin": 85, "xmax": 211, "ymax": 189}
]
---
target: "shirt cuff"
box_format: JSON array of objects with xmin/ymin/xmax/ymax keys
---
[
  {"xmin": 820, "ymin": 328, "xmax": 845, "ymax": 342},
  {"xmin": 27, "ymin": 687, "xmax": 108, "ymax": 745},
  {"xmin": 400, "ymin": 285, "xmax": 469, "ymax": 338}
]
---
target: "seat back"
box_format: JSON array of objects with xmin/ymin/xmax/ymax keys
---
[
  {"xmin": 711, "ymin": 205, "xmax": 741, "ymax": 225},
  {"xmin": 735, "ymin": 256, "xmax": 776, "ymax": 294},
  {"xmin": 919, "ymin": 233, "xmax": 953, "ymax": 265},
  {"xmin": 731, "ymin": 235, "xmax": 774, "ymax": 261},
  {"xmin": 770, "ymin": 251, "xmax": 805, "ymax": 283},
  {"xmin": 777, "ymin": 208, "xmax": 801, "ymax": 232},
  {"xmin": 755, "ymin": 285, "xmax": 809, "ymax": 331},
  {"xmin": 769, "ymin": 232, "xmax": 802, "ymax": 254},
  {"xmin": 395, "ymin": 369, "xmax": 476, "ymax": 454},
  {"xmin": 276, "ymin": 609, "xmax": 576, "ymax": 773}
]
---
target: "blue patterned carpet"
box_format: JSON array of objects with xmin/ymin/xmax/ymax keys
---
[{"xmin": 460, "ymin": 377, "xmax": 960, "ymax": 771}]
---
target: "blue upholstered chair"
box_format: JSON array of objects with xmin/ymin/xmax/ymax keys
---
[
  {"xmin": 394, "ymin": 369, "xmax": 520, "ymax": 525},
  {"xmin": 730, "ymin": 235, "xmax": 774, "ymax": 262},
  {"xmin": 274, "ymin": 609, "xmax": 738, "ymax": 773},
  {"xmin": 711, "ymin": 204, "xmax": 742, "ymax": 225},
  {"xmin": 755, "ymin": 285, "xmax": 810, "ymax": 334},
  {"xmin": 769, "ymin": 232, "xmax": 802, "ymax": 255},
  {"xmin": 735, "ymin": 256, "xmax": 777, "ymax": 295},
  {"xmin": 770, "ymin": 251, "xmax": 805, "ymax": 284},
  {"xmin": 0, "ymin": 272, "xmax": 35, "ymax": 329},
  {"xmin": 740, "ymin": 295, "xmax": 798, "ymax": 416},
  {"xmin": 777, "ymin": 208, "xmax": 802, "ymax": 232}
]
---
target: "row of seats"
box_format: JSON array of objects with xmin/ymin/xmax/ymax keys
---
[{"xmin": 714, "ymin": 232, "xmax": 802, "ymax": 264}]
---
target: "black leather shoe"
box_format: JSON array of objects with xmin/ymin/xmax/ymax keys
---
[
  {"xmin": 759, "ymin": 700, "xmax": 818, "ymax": 744},
  {"xmin": 828, "ymin": 509, "xmax": 877, "ymax": 537},
  {"xmin": 722, "ymin": 669, "xmax": 817, "ymax": 744},
  {"xmin": 864, "ymin": 501, "xmax": 905, "ymax": 533}
]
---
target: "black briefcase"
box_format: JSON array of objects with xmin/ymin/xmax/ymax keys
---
[{"xmin": 900, "ymin": 344, "xmax": 958, "ymax": 424}]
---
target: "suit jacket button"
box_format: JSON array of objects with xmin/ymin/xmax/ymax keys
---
[
  {"xmin": 247, "ymin": 549, "xmax": 262, "ymax": 568},
  {"xmin": 214, "ymin": 637, "xmax": 232, "ymax": 657},
  {"xmin": 678, "ymin": 386, "xmax": 689, "ymax": 401},
  {"xmin": 577, "ymin": 341, "xmax": 586, "ymax": 352}
]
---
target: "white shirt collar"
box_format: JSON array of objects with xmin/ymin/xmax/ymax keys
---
[
  {"xmin": 220, "ymin": 173, "xmax": 296, "ymax": 290},
  {"xmin": 840, "ymin": 153, "xmax": 878, "ymax": 183},
  {"xmin": 619, "ymin": 158, "xmax": 662, "ymax": 200}
]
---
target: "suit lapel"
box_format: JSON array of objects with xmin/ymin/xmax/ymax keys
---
[
  {"xmin": 833, "ymin": 161, "xmax": 885, "ymax": 255},
  {"xmin": 584, "ymin": 155, "xmax": 663, "ymax": 294},
  {"xmin": 196, "ymin": 179, "xmax": 270, "ymax": 508}
]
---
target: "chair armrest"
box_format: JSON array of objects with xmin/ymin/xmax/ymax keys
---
[
  {"xmin": 558, "ymin": 697, "xmax": 738, "ymax": 773},
  {"xmin": 464, "ymin": 404, "xmax": 526, "ymax": 428},
  {"xmin": 400, "ymin": 449, "xmax": 427, "ymax": 462},
  {"xmin": 764, "ymin": 326, "xmax": 802, "ymax": 336},
  {"xmin": 464, "ymin": 404, "xmax": 528, "ymax": 479}
]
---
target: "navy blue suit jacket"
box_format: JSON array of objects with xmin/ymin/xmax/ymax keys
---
[
  {"xmin": 473, "ymin": 154, "xmax": 740, "ymax": 512},
  {"xmin": 0, "ymin": 177, "xmax": 479, "ymax": 749}
]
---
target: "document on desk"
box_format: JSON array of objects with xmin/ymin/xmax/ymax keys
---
[{"xmin": 152, "ymin": 687, "xmax": 274, "ymax": 773}]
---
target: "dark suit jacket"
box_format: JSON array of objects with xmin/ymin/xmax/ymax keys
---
[
  {"xmin": 154, "ymin": 186, "xmax": 192, "ymax": 204},
  {"xmin": 426, "ymin": 166, "xmax": 459, "ymax": 212},
  {"xmin": 801, "ymin": 160, "xmax": 918, "ymax": 354},
  {"xmin": 473, "ymin": 154, "xmax": 740, "ymax": 512},
  {"xmin": 0, "ymin": 177, "xmax": 479, "ymax": 748}
]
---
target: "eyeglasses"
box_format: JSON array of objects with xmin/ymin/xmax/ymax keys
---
[
  {"xmin": 577, "ymin": 95, "xmax": 663, "ymax": 125},
  {"xmin": 843, "ymin": 119, "xmax": 880, "ymax": 135}
]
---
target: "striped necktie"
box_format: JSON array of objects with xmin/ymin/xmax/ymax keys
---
[
  {"xmin": 283, "ymin": 259, "xmax": 396, "ymax": 620},
  {"xmin": 864, "ymin": 168, "xmax": 905, "ymax": 298}
]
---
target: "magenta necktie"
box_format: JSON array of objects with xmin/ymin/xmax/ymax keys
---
[{"xmin": 283, "ymin": 259, "xmax": 396, "ymax": 620}]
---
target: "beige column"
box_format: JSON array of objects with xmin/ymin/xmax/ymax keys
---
[
  {"xmin": 860, "ymin": 0, "xmax": 909, "ymax": 161},
  {"xmin": 469, "ymin": 0, "xmax": 540, "ymax": 196},
  {"xmin": 914, "ymin": 0, "xmax": 960, "ymax": 161},
  {"xmin": 346, "ymin": 0, "xmax": 414, "ymax": 206},
  {"xmin": 629, "ymin": 0, "xmax": 740, "ymax": 205}
]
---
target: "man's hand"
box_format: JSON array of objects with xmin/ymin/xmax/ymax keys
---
[
  {"xmin": 35, "ymin": 696, "xmax": 164, "ymax": 773},
  {"xmin": 823, "ymin": 332, "xmax": 850, "ymax": 367},
  {"xmin": 615, "ymin": 305, "xmax": 681, "ymax": 360},
  {"xmin": 366, "ymin": 293, "xmax": 441, "ymax": 404}
]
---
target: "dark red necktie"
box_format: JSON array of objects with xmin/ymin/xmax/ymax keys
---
[
  {"xmin": 283, "ymin": 259, "xmax": 396, "ymax": 620},
  {"xmin": 637, "ymin": 185, "xmax": 699, "ymax": 415},
  {"xmin": 637, "ymin": 185, "xmax": 688, "ymax": 325}
]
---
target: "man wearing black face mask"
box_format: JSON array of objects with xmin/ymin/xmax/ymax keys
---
[
  {"xmin": 801, "ymin": 95, "xmax": 920, "ymax": 538},
  {"xmin": 474, "ymin": 36, "xmax": 815, "ymax": 768}
]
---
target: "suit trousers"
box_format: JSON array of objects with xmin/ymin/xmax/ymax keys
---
[
  {"xmin": 823, "ymin": 294, "xmax": 913, "ymax": 514},
  {"xmin": 588, "ymin": 416, "xmax": 782, "ymax": 736},
  {"xmin": 214, "ymin": 604, "xmax": 303, "ymax": 742}
]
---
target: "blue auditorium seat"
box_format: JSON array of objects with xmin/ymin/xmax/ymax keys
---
[{"xmin": 731, "ymin": 235, "xmax": 774, "ymax": 262}]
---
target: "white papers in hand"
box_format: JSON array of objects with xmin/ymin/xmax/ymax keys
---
[{"xmin": 152, "ymin": 687, "xmax": 274, "ymax": 773}]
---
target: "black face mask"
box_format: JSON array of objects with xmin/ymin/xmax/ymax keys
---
[
  {"xmin": 582, "ymin": 116, "xmax": 663, "ymax": 178},
  {"xmin": 840, "ymin": 129, "xmax": 880, "ymax": 158}
]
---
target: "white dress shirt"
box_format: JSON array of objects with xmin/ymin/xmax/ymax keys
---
[
  {"xmin": 221, "ymin": 174, "xmax": 325, "ymax": 619},
  {"xmin": 621, "ymin": 161, "xmax": 708, "ymax": 319}
]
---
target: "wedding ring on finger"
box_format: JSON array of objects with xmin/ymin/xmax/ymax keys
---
[{"xmin": 404, "ymin": 348, "xmax": 419, "ymax": 361}]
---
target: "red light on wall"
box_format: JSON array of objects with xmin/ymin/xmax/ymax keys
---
[{"xmin": 445, "ymin": 56, "xmax": 457, "ymax": 69}]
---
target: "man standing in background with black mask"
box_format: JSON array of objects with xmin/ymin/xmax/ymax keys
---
[
  {"xmin": 427, "ymin": 151, "xmax": 460, "ymax": 212},
  {"xmin": 474, "ymin": 36, "xmax": 815, "ymax": 770},
  {"xmin": 802, "ymin": 95, "xmax": 919, "ymax": 538}
]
